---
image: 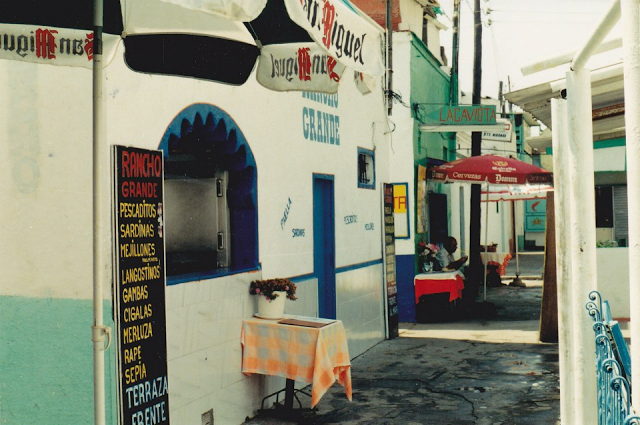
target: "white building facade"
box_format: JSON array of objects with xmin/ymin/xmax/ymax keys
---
[{"xmin": 0, "ymin": 23, "xmax": 395, "ymax": 425}]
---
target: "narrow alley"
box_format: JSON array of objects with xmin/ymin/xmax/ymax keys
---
[{"xmin": 246, "ymin": 256, "xmax": 560, "ymax": 425}]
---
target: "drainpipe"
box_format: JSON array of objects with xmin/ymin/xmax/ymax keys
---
[
  {"xmin": 92, "ymin": 1, "xmax": 110, "ymax": 424},
  {"xmin": 386, "ymin": 0, "xmax": 393, "ymax": 116},
  {"xmin": 550, "ymin": 98, "xmax": 575, "ymax": 425},
  {"xmin": 565, "ymin": 69, "xmax": 598, "ymax": 424},
  {"xmin": 449, "ymin": 0, "xmax": 461, "ymax": 161},
  {"xmin": 450, "ymin": 0, "xmax": 461, "ymax": 107},
  {"xmin": 621, "ymin": 0, "xmax": 640, "ymax": 403}
]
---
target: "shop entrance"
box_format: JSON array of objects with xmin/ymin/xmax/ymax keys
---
[
  {"xmin": 313, "ymin": 175, "xmax": 336, "ymax": 319},
  {"xmin": 429, "ymin": 192, "xmax": 449, "ymax": 243}
]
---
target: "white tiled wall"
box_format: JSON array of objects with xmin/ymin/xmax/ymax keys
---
[
  {"xmin": 336, "ymin": 264, "xmax": 386, "ymax": 358},
  {"xmin": 165, "ymin": 266, "xmax": 384, "ymax": 424},
  {"xmin": 165, "ymin": 273, "xmax": 322, "ymax": 424}
]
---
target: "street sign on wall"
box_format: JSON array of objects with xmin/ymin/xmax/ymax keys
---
[
  {"xmin": 382, "ymin": 183, "xmax": 399, "ymax": 339},
  {"xmin": 112, "ymin": 145, "xmax": 170, "ymax": 425},
  {"xmin": 482, "ymin": 118, "xmax": 513, "ymax": 142}
]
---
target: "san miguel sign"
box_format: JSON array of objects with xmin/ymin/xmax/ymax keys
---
[
  {"xmin": 0, "ymin": 23, "xmax": 118, "ymax": 68},
  {"xmin": 257, "ymin": 42, "xmax": 346, "ymax": 92},
  {"xmin": 0, "ymin": 23, "xmax": 94, "ymax": 66},
  {"xmin": 286, "ymin": 0, "xmax": 385, "ymax": 77}
]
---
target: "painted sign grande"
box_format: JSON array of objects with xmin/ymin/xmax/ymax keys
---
[{"xmin": 112, "ymin": 146, "xmax": 170, "ymax": 425}]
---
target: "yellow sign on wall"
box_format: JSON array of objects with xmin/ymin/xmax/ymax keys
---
[
  {"xmin": 393, "ymin": 185, "xmax": 407, "ymax": 213},
  {"xmin": 393, "ymin": 183, "xmax": 409, "ymax": 238}
]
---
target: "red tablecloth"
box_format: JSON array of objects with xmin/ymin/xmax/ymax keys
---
[{"xmin": 414, "ymin": 271, "xmax": 465, "ymax": 303}]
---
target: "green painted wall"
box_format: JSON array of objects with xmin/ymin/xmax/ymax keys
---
[
  {"xmin": 0, "ymin": 296, "xmax": 117, "ymax": 424},
  {"xmin": 409, "ymin": 34, "xmax": 453, "ymax": 270},
  {"xmin": 410, "ymin": 33, "xmax": 454, "ymax": 165}
]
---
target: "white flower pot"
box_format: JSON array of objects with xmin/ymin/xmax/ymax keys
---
[{"xmin": 257, "ymin": 291, "xmax": 286, "ymax": 319}]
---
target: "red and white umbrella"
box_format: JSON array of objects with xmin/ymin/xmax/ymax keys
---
[
  {"xmin": 481, "ymin": 184, "xmax": 553, "ymax": 202},
  {"xmin": 428, "ymin": 154, "xmax": 553, "ymax": 186},
  {"xmin": 428, "ymin": 154, "xmax": 554, "ymax": 300}
]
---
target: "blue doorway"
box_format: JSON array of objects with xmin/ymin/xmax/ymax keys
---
[{"xmin": 313, "ymin": 175, "xmax": 336, "ymax": 319}]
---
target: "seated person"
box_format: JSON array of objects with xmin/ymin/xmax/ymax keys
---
[{"xmin": 435, "ymin": 236, "xmax": 468, "ymax": 271}]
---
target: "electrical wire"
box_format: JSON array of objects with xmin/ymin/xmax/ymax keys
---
[
  {"xmin": 489, "ymin": 19, "xmax": 598, "ymax": 24},
  {"xmin": 490, "ymin": 9, "xmax": 602, "ymax": 14},
  {"xmin": 385, "ymin": 90, "xmax": 410, "ymax": 108},
  {"xmin": 489, "ymin": 24, "xmax": 504, "ymax": 87}
]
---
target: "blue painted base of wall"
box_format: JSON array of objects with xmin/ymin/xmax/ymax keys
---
[
  {"xmin": 0, "ymin": 296, "xmax": 116, "ymax": 424},
  {"xmin": 396, "ymin": 255, "xmax": 417, "ymax": 322}
]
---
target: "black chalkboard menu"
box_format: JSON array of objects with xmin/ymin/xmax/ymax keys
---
[
  {"xmin": 112, "ymin": 146, "xmax": 170, "ymax": 425},
  {"xmin": 383, "ymin": 183, "xmax": 399, "ymax": 339}
]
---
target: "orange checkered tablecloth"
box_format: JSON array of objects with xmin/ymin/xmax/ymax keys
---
[
  {"xmin": 480, "ymin": 252, "xmax": 513, "ymax": 276},
  {"xmin": 241, "ymin": 316, "xmax": 352, "ymax": 408}
]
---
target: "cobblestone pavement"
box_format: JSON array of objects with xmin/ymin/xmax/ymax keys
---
[{"xmin": 245, "ymin": 281, "xmax": 560, "ymax": 425}]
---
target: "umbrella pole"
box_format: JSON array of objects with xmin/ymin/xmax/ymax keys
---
[
  {"xmin": 92, "ymin": 2, "xmax": 109, "ymax": 425},
  {"xmin": 483, "ymin": 184, "xmax": 489, "ymax": 301},
  {"xmin": 511, "ymin": 200, "xmax": 525, "ymax": 287}
]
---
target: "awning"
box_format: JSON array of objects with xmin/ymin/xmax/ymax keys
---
[
  {"xmin": 157, "ymin": 0, "xmax": 386, "ymax": 91},
  {"xmin": 0, "ymin": 0, "xmax": 385, "ymax": 92},
  {"xmin": 161, "ymin": 0, "xmax": 385, "ymax": 77}
]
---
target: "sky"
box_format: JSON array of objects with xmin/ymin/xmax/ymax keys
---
[{"xmin": 436, "ymin": 0, "xmax": 623, "ymax": 98}]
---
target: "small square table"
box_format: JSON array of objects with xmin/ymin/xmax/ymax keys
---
[
  {"xmin": 241, "ymin": 315, "xmax": 352, "ymax": 416},
  {"xmin": 480, "ymin": 252, "xmax": 513, "ymax": 276},
  {"xmin": 414, "ymin": 271, "xmax": 465, "ymax": 303}
]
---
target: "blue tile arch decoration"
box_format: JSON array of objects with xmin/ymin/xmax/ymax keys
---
[{"xmin": 159, "ymin": 103, "xmax": 259, "ymax": 284}]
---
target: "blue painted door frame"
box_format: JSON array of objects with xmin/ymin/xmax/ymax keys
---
[{"xmin": 313, "ymin": 174, "xmax": 336, "ymax": 319}]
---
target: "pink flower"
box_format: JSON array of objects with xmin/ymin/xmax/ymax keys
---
[{"xmin": 255, "ymin": 288, "xmax": 260, "ymax": 293}]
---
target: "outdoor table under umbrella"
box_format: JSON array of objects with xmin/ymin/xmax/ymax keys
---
[
  {"xmin": 481, "ymin": 183, "xmax": 554, "ymax": 287},
  {"xmin": 428, "ymin": 154, "xmax": 553, "ymax": 301}
]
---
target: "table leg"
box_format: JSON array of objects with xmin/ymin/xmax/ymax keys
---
[
  {"xmin": 257, "ymin": 379, "xmax": 315, "ymax": 421},
  {"xmin": 284, "ymin": 378, "xmax": 295, "ymax": 410}
]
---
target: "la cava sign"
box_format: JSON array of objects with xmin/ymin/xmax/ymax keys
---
[{"xmin": 433, "ymin": 105, "xmax": 497, "ymax": 126}]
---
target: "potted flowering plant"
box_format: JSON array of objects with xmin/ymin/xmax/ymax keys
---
[
  {"xmin": 249, "ymin": 278, "xmax": 297, "ymax": 301},
  {"xmin": 417, "ymin": 241, "xmax": 441, "ymax": 272},
  {"xmin": 250, "ymin": 278, "xmax": 297, "ymax": 319}
]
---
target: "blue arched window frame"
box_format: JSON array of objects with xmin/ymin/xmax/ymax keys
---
[{"xmin": 158, "ymin": 103, "xmax": 259, "ymax": 285}]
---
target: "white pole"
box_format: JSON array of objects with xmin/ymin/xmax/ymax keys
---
[
  {"xmin": 483, "ymin": 184, "xmax": 489, "ymax": 301},
  {"xmin": 92, "ymin": 1, "xmax": 109, "ymax": 424},
  {"xmin": 571, "ymin": 0, "xmax": 621, "ymax": 71},
  {"xmin": 551, "ymin": 98, "xmax": 575, "ymax": 425},
  {"xmin": 509, "ymin": 200, "xmax": 526, "ymax": 287},
  {"xmin": 521, "ymin": 37, "xmax": 621, "ymax": 76},
  {"xmin": 514, "ymin": 205, "xmax": 520, "ymax": 276},
  {"xmin": 566, "ymin": 69, "xmax": 598, "ymax": 423},
  {"xmin": 621, "ymin": 0, "xmax": 640, "ymax": 403}
]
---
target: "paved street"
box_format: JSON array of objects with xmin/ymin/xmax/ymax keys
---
[{"xmin": 245, "ymin": 274, "xmax": 560, "ymax": 424}]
